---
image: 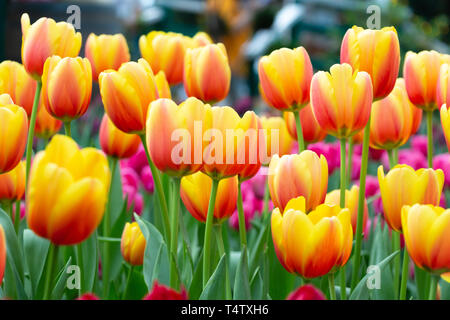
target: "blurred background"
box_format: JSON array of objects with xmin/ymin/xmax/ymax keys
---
[{"xmin": 2, "ymin": 0, "xmax": 449, "ymax": 115}]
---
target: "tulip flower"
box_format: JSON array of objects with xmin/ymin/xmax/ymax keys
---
[
  {"xmin": 310, "ymin": 63, "xmax": 373, "ymax": 139},
  {"xmin": 287, "ymin": 284, "xmax": 326, "ymax": 300},
  {"xmin": 378, "ymin": 164, "xmax": 444, "ymax": 232},
  {"xmin": 0, "ymin": 101, "xmax": 28, "ymax": 174},
  {"xmin": 155, "ymin": 71, "xmax": 172, "ymax": 99},
  {"xmin": 77, "ymin": 293, "xmax": 100, "ymax": 300},
  {"xmin": 258, "ymin": 47, "xmax": 313, "ymax": 111},
  {"xmin": 369, "ymin": 78, "xmax": 419, "ymax": 150},
  {"xmin": 27, "ymin": 135, "xmax": 110, "ymax": 245},
  {"xmin": 0, "ymin": 161, "xmax": 25, "ymax": 203},
  {"xmin": 437, "ymin": 63, "xmax": 450, "ymax": 109},
  {"xmin": 193, "ymin": 31, "xmax": 213, "ymax": 47},
  {"xmin": 21, "ymin": 13, "xmax": 82, "ymax": 79},
  {"xmin": 283, "ymin": 103, "xmax": 327, "ymax": 144},
  {"xmin": 180, "ymin": 171, "xmax": 238, "ymax": 223},
  {"xmin": 121, "ymin": 222, "xmax": 146, "ymax": 266},
  {"xmin": 268, "ymin": 151, "xmax": 328, "ymax": 213},
  {"xmin": 85, "ymin": 33, "xmax": 130, "ymax": 80},
  {"xmin": 146, "ymin": 98, "xmax": 211, "ymax": 177},
  {"xmin": 99, "ymin": 114, "xmax": 140, "ymax": 159},
  {"xmin": 41, "ymin": 56, "xmax": 92, "ymax": 122},
  {"xmin": 35, "ymin": 101, "xmax": 62, "ymax": 140},
  {"xmin": 325, "ymin": 185, "xmax": 368, "ymax": 235},
  {"xmin": 184, "ymin": 43, "xmax": 231, "ymax": 103},
  {"xmin": 99, "ymin": 59, "xmax": 158, "ymax": 134},
  {"xmin": 271, "ymin": 196, "xmax": 353, "ymax": 278},
  {"xmin": 260, "ymin": 116, "xmax": 295, "ymax": 162},
  {"xmin": 143, "ymin": 281, "xmax": 188, "ymax": 300},
  {"xmin": 340, "ymin": 26, "xmax": 400, "ymax": 100},
  {"xmin": 441, "ymin": 105, "xmax": 450, "ymax": 152},
  {"xmin": 139, "ymin": 31, "xmax": 195, "ymax": 85},
  {"xmin": 0, "ymin": 61, "xmax": 37, "ymax": 116},
  {"xmin": 0, "ymin": 225, "xmax": 5, "ymax": 286}
]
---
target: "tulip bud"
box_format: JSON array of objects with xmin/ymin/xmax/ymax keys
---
[
  {"xmin": 260, "ymin": 116, "xmax": 295, "ymax": 162},
  {"xmin": 0, "ymin": 161, "xmax": 25, "ymax": 204},
  {"xmin": 121, "ymin": 222, "xmax": 146, "ymax": 266},
  {"xmin": 35, "ymin": 100, "xmax": 62, "ymax": 140},
  {"xmin": 193, "ymin": 32, "xmax": 213, "ymax": 47},
  {"xmin": 437, "ymin": 63, "xmax": 450, "ymax": 109},
  {"xmin": 143, "ymin": 281, "xmax": 188, "ymax": 300},
  {"xmin": 27, "ymin": 135, "xmax": 110, "ymax": 245},
  {"xmin": 283, "ymin": 103, "xmax": 327, "ymax": 144},
  {"xmin": 99, "ymin": 114, "xmax": 140, "ymax": 159},
  {"xmin": 287, "ymin": 284, "xmax": 326, "ymax": 300},
  {"xmin": 77, "ymin": 293, "xmax": 100, "ymax": 300},
  {"xmin": 21, "ymin": 13, "xmax": 82, "ymax": 79},
  {"xmin": 85, "ymin": 33, "xmax": 130, "ymax": 81},
  {"xmin": 155, "ymin": 71, "xmax": 171, "ymax": 99},
  {"xmin": 441, "ymin": 104, "xmax": 450, "ymax": 153}
]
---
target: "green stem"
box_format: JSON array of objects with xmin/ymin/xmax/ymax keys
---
[
  {"xmin": 4, "ymin": 202, "xmax": 12, "ymax": 222},
  {"xmin": 388, "ymin": 149, "xmax": 396, "ymax": 169},
  {"xmin": 262, "ymin": 180, "xmax": 270, "ymax": 218},
  {"xmin": 350, "ymin": 118, "xmax": 370, "ymax": 290},
  {"xmin": 428, "ymin": 275, "xmax": 438, "ymax": 300},
  {"xmin": 102, "ymin": 156, "xmax": 117, "ymax": 298},
  {"xmin": 43, "ymin": 244, "xmax": 59, "ymax": 300},
  {"xmin": 25, "ymin": 80, "xmax": 42, "ymax": 186},
  {"xmin": 293, "ymin": 110, "xmax": 305, "ymax": 153},
  {"xmin": 237, "ymin": 181, "xmax": 247, "ymax": 249},
  {"xmin": 202, "ymin": 178, "xmax": 220, "ymax": 288},
  {"xmin": 392, "ymin": 231, "xmax": 401, "ymax": 299},
  {"xmin": 77, "ymin": 244, "xmax": 84, "ymax": 295},
  {"xmin": 139, "ymin": 135, "xmax": 171, "ymax": 249},
  {"xmin": 328, "ymin": 273, "xmax": 336, "ymax": 300},
  {"xmin": 14, "ymin": 200, "xmax": 20, "ymax": 234},
  {"xmin": 347, "ymin": 140, "xmax": 353, "ymax": 186},
  {"xmin": 215, "ymin": 224, "xmax": 231, "ymax": 299},
  {"xmin": 426, "ymin": 110, "xmax": 433, "ymax": 168},
  {"xmin": 64, "ymin": 121, "xmax": 71, "ymax": 137},
  {"xmin": 399, "ymin": 248, "xmax": 410, "ymax": 300},
  {"xmin": 169, "ymin": 177, "xmax": 181, "ymax": 289},
  {"xmin": 339, "ymin": 138, "xmax": 347, "ymax": 300},
  {"xmin": 122, "ymin": 265, "xmax": 134, "ymax": 300}
]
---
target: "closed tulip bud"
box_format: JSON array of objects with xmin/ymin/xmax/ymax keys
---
[
  {"xmin": 35, "ymin": 97, "xmax": 62, "ymax": 140},
  {"xmin": 184, "ymin": 43, "xmax": 231, "ymax": 103},
  {"xmin": 311, "ymin": 63, "xmax": 373, "ymax": 139},
  {"xmin": 139, "ymin": 31, "xmax": 194, "ymax": 85},
  {"xmin": 325, "ymin": 185, "xmax": 368, "ymax": 235},
  {"xmin": 369, "ymin": 78, "xmax": 419, "ymax": 150},
  {"xmin": 180, "ymin": 171, "xmax": 238, "ymax": 223},
  {"xmin": 77, "ymin": 293, "xmax": 100, "ymax": 300},
  {"xmin": 378, "ymin": 164, "xmax": 444, "ymax": 232},
  {"xmin": 341, "ymin": 26, "xmax": 400, "ymax": 100},
  {"xmin": 143, "ymin": 281, "xmax": 188, "ymax": 300},
  {"xmin": 99, "ymin": 59, "xmax": 158, "ymax": 134},
  {"xmin": 0, "ymin": 225, "xmax": 5, "ymax": 286},
  {"xmin": 284, "ymin": 103, "xmax": 327, "ymax": 144},
  {"xmin": 27, "ymin": 135, "xmax": 110, "ymax": 245},
  {"xmin": 41, "ymin": 56, "xmax": 92, "ymax": 121},
  {"xmin": 287, "ymin": 284, "xmax": 326, "ymax": 300},
  {"xmin": 146, "ymin": 98, "xmax": 211, "ymax": 177},
  {"xmin": 99, "ymin": 114, "xmax": 140, "ymax": 159},
  {"xmin": 0, "ymin": 93, "xmax": 13, "ymax": 105},
  {"xmin": 0, "ymin": 101, "xmax": 28, "ymax": 174},
  {"xmin": 0, "ymin": 161, "xmax": 25, "ymax": 204},
  {"xmin": 271, "ymin": 196, "xmax": 352, "ymax": 278},
  {"xmin": 258, "ymin": 47, "xmax": 313, "ymax": 111},
  {"xmin": 268, "ymin": 151, "xmax": 328, "ymax": 213},
  {"xmin": 441, "ymin": 105, "xmax": 450, "ymax": 152},
  {"xmin": 21, "ymin": 13, "xmax": 82, "ymax": 78},
  {"xmin": 260, "ymin": 116, "xmax": 295, "ymax": 162},
  {"xmin": 121, "ymin": 222, "xmax": 146, "ymax": 266},
  {"xmin": 437, "ymin": 63, "xmax": 450, "ymax": 108},
  {"xmin": 85, "ymin": 33, "xmax": 130, "ymax": 81},
  {"xmin": 404, "ymin": 50, "xmax": 445, "ymax": 110},
  {"xmin": 193, "ymin": 32, "xmax": 213, "ymax": 46},
  {"xmin": 402, "ymin": 204, "xmax": 450, "ymax": 275},
  {"xmin": 155, "ymin": 71, "xmax": 171, "ymax": 99},
  {"xmin": 0, "ymin": 61, "xmax": 37, "ymax": 116}
]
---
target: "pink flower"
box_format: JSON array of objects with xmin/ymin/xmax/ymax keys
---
[
  {"xmin": 411, "ymin": 135, "xmax": 428, "ymax": 157},
  {"xmin": 122, "ymin": 144, "xmax": 148, "ymax": 175},
  {"xmin": 121, "ymin": 167, "xmax": 140, "ymax": 191},
  {"xmin": 140, "ymin": 166, "xmax": 154, "ymax": 193},
  {"xmin": 364, "ymin": 175, "xmax": 379, "ymax": 198},
  {"xmin": 287, "ymin": 284, "xmax": 326, "ymax": 300},
  {"xmin": 433, "ymin": 153, "xmax": 450, "ymax": 187},
  {"xmin": 308, "ymin": 141, "xmax": 339, "ymax": 174},
  {"xmin": 77, "ymin": 293, "xmax": 100, "ymax": 300},
  {"xmin": 143, "ymin": 281, "xmax": 188, "ymax": 300},
  {"xmin": 350, "ymin": 153, "xmax": 361, "ymax": 181},
  {"xmin": 123, "ymin": 184, "xmax": 143, "ymax": 215},
  {"xmin": 381, "ymin": 148, "xmax": 426, "ymax": 170}
]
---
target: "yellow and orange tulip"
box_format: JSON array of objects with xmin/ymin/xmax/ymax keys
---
[
  {"xmin": 180, "ymin": 171, "xmax": 238, "ymax": 223},
  {"xmin": 155, "ymin": 71, "xmax": 172, "ymax": 99},
  {"xmin": 35, "ymin": 100, "xmax": 63, "ymax": 140},
  {"xmin": 121, "ymin": 222, "xmax": 146, "ymax": 266},
  {"xmin": 378, "ymin": 164, "xmax": 444, "ymax": 232},
  {"xmin": 0, "ymin": 61, "xmax": 37, "ymax": 116},
  {"xmin": 0, "ymin": 100, "xmax": 28, "ymax": 174},
  {"xmin": 310, "ymin": 63, "xmax": 373, "ymax": 139},
  {"xmin": 437, "ymin": 63, "xmax": 450, "ymax": 109},
  {"xmin": 284, "ymin": 103, "xmax": 327, "ymax": 144},
  {"xmin": 340, "ymin": 26, "xmax": 400, "ymax": 100},
  {"xmin": 0, "ymin": 161, "xmax": 25, "ymax": 204},
  {"xmin": 369, "ymin": 78, "xmax": 420, "ymax": 150},
  {"xmin": 99, "ymin": 59, "xmax": 158, "ymax": 134},
  {"xmin": 99, "ymin": 114, "xmax": 141, "ymax": 159},
  {"xmin": 193, "ymin": 32, "xmax": 213, "ymax": 46},
  {"xmin": 27, "ymin": 135, "xmax": 110, "ymax": 245},
  {"xmin": 21, "ymin": 13, "xmax": 82, "ymax": 79},
  {"xmin": 325, "ymin": 185, "xmax": 368, "ymax": 235},
  {"xmin": 0, "ymin": 225, "xmax": 5, "ymax": 287},
  {"xmin": 260, "ymin": 116, "xmax": 295, "ymax": 162},
  {"xmin": 258, "ymin": 47, "xmax": 313, "ymax": 111},
  {"xmin": 268, "ymin": 151, "xmax": 328, "ymax": 213},
  {"xmin": 271, "ymin": 196, "xmax": 352, "ymax": 278},
  {"xmin": 184, "ymin": 43, "xmax": 231, "ymax": 103},
  {"xmin": 441, "ymin": 104, "xmax": 450, "ymax": 152},
  {"xmin": 41, "ymin": 56, "xmax": 92, "ymax": 121},
  {"xmin": 85, "ymin": 33, "xmax": 130, "ymax": 81}
]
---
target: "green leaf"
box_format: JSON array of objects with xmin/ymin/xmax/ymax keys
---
[
  {"xmin": 250, "ymin": 267, "xmax": 263, "ymax": 300},
  {"xmin": 79, "ymin": 231, "xmax": 98, "ymax": 293},
  {"xmin": 233, "ymin": 245, "xmax": 251, "ymax": 300},
  {"xmin": 249, "ymin": 216, "xmax": 270, "ymax": 275},
  {"xmin": 199, "ymin": 254, "xmax": 226, "ymax": 300},
  {"xmin": 52, "ymin": 257, "xmax": 73, "ymax": 300},
  {"xmin": 135, "ymin": 214, "xmax": 170, "ymax": 289},
  {"xmin": 23, "ymin": 229, "xmax": 50, "ymax": 298},
  {"xmin": 188, "ymin": 252, "xmax": 203, "ymax": 300},
  {"xmin": 350, "ymin": 250, "xmax": 400, "ymax": 300}
]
